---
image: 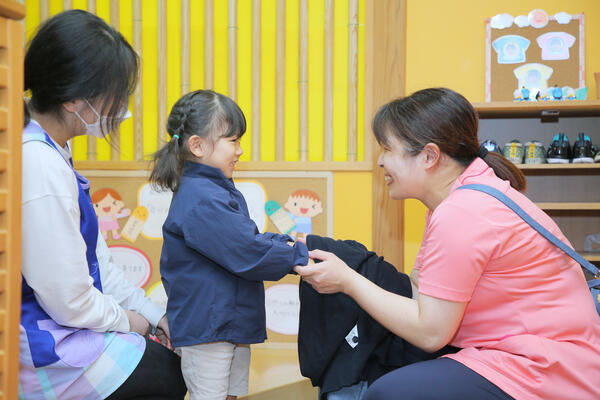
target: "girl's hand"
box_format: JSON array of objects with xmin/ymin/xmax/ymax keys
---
[
  {"xmin": 155, "ymin": 315, "xmax": 173, "ymax": 349},
  {"xmin": 293, "ymin": 249, "xmax": 355, "ymax": 294},
  {"xmin": 125, "ymin": 310, "xmax": 151, "ymax": 336}
]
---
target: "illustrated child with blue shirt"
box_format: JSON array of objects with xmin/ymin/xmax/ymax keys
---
[
  {"xmin": 284, "ymin": 189, "xmax": 323, "ymax": 239},
  {"xmin": 149, "ymin": 90, "xmax": 309, "ymax": 400}
]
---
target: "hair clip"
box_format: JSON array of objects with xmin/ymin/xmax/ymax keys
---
[{"xmin": 172, "ymin": 134, "xmax": 180, "ymax": 141}]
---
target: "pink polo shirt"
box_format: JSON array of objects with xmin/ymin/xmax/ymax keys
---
[{"xmin": 415, "ymin": 158, "xmax": 600, "ymax": 400}]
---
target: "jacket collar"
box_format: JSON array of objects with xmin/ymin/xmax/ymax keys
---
[
  {"xmin": 182, "ymin": 161, "xmax": 236, "ymax": 190},
  {"xmin": 449, "ymin": 157, "xmax": 494, "ymax": 193}
]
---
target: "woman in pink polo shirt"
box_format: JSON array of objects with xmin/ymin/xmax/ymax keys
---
[{"xmin": 296, "ymin": 88, "xmax": 600, "ymax": 399}]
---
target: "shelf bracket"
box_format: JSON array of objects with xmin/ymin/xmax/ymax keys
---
[{"xmin": 540, "ymin": 110, "xmax": 559, "ymax": 123}]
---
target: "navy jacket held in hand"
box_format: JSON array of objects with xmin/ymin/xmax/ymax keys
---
[
  {"xmin": 299, "ymin": 235, "xmax": 456, "ymax": 398},
  {"xmin": 160, "ymin": 162, "xmax": 308, "ymax": 347}
]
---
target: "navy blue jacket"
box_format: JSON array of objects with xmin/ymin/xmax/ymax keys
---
[{"xmin": 160, "ymin": 162, "xmax": 309, "ymax": 347}]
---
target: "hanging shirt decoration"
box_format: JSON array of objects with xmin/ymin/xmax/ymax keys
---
[
  {"xmin": 513, "ymin": 63, "xmax": 553, "ymax": 91},
  {"xmin": 492, "ymin": 35, "xmax": 530, "ymax": 64},
  {"xmin": 537, "ymin": 32, "xmax": 576, "ymax": 61}
]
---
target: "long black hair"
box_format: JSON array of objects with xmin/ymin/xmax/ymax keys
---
[
  {"xmin": 24, "ymin": 9, "xmax": 138, "ymax": 134},
  {"xmin": 149, "ymin": 90, "xmax": 247, "ymax": 192},
  {"xmin": 373, "ymin": 88, "xmax": 525, "ymax": 191}
]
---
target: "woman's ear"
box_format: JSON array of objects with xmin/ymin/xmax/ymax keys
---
[
  {"xmin": 187, "ymin": 135, "xmax": 205, "ymax": 158},
  {"xmin": 422, "ymin": 142, "xmax": 441, "ymax": 169},
  {"xmin": 62, "ymin": 99, "xmax": 85, "ymax": 113}
]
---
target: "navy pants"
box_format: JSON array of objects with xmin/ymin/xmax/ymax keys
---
[{"xmin": 363, "ymin": 358, "xmax": 514, "ymax": 400}]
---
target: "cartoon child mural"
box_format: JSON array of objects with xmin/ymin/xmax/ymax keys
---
[
  {"xmin": 284, "ymin": 189, "xmax": 323, "ymax": 239},
  {"xmin": 91, "ymin": 188, "xmax": 131, "ymax": 241}
]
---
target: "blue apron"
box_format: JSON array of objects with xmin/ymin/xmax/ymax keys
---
[
  {"xmin": 19, "ymin": 122, "xmax": 145, "ymax": 399},
  {"xmin": 21, "ymin": 122, "xmax": 103, "ymax": 368}
]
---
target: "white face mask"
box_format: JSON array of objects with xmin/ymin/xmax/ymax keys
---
[{"xmin": 74, "ymin": 99, "xmax": 131, "ymax": 138}]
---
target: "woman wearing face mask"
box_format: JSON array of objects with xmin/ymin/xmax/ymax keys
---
[{"xmin": 20, "ymin": 10, "xmax": 186, "ymax": 399}]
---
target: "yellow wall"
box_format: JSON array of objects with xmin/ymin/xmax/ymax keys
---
[
  {"xmin": 333, "ymin": 172, "xmax": 372, "ymax": 248},
  {"xmin": 403, "ymin": 0, "xmax": 600, "ymax": 272}
]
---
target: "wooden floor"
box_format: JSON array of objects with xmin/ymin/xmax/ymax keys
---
[{"xmin": 240, "ymin": 345, "xmax": 318, "ymax": 400}]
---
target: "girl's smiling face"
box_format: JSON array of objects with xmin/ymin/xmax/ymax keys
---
[{"xmin": 199, "ymin": 136, "xmax": 243, "ymax": 178}]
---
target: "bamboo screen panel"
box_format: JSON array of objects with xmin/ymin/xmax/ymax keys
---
[{"xmin": 24, "ymin": 0, "xmax": 369, "ymax": 168}]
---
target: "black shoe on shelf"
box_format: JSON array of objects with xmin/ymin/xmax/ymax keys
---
[
  {"xmin": 546, "ymin": 133, "xmax": 571, "ymax": 164},
  {"xmin": 572, "ymin": 132, "xmax": 595, "ymax": 164}
]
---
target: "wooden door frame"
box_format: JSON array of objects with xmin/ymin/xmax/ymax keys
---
[
  {"xmin": 365, "ymin": 0, "xmax": 407, "ymax": 271},
  {"xmin": 0, "ymin": 0, "xmax": 26, "ymax": 397}
]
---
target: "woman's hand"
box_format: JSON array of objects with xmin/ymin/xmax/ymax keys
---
[
  {"xmin": 293, "ymin": 249, "xmax": 356, "ymax": 294},
  {"xmin": 125, "ymin": 310, "xmax": 151, "ymax": 336},
  {"xmin": 155, "ymin": 315, "xmax": 173, "ymax": 349}
]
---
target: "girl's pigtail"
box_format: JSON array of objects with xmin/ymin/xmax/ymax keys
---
[
  {"xmin": 149, "ymin": 127, "xmax": 185, "ymax": 192},
  {"xmin": 150, "ymin": 96, "xmax": 192, "ymax": 192}
]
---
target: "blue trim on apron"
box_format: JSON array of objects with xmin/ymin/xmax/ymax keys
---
[{"xmin": 21, "ymin": 122, "xmax": 103, "ymax": 367}]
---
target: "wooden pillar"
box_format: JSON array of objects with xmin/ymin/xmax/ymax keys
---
[
  {"xmin": 86, "ymin": 0, "xmax": 97, "ymax": 159},
  {"xmin": 251, "ymin": 0, "xmax": 261, "ymax": 161},
  {"xmin": 298, "ymin": 0, "xmax": 308, "ymax": 162},
  {"xmin": 204, "ymin": 0, "xmax": 214, "ymax": 89},
  {"xmin": 157, "ymin": 0, "xmax": 167, "ymax": 145},
  {"xmin": 181, "ymin": 0, "xmax": 191, "ymax": 95},
  {"xmin": 109, "ymin": 0, "xmax": 120, "ymax": 160},
  {"xmin": 0, "ymin": 1, "xmax": 26, "ymax": 396},
  {"xmin": 366, "ymin": 0, "xmax": 406, "ymax": 271},
  {"xmin": 347, "ymin": 0, "xmax": 358, "ymax": 162},
  {"xmin": 228, "ymin": 0, "xmax": 237, "ymax": 101},
  {"xmin": 323, "ymin": 0, "xmax": 333, "ymax": 162},
  {"xmin": 275, "ymin": 0, "xmax": 285, "ymax": 161},
  {"xmin": 132, "ymin": 0, "xmax": 143, "ymax": 160}
]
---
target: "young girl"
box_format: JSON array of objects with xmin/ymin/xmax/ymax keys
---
[{"xmin": 150, "ymin": 90, "xmax": 309, "ymax": 400}]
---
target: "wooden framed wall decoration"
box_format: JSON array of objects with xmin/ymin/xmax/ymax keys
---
[
  {"xmin": 485, "ymin": 10, "xmax": 585, "ymax": 102},
  {"xmin": 81, "ymin": 170, "xmax": 332, "ymax": 291}
]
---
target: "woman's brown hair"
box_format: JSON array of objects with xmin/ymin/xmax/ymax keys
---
[{"xmin": 372, "ymin": 87, "xmax": 526, "ymax": 191}]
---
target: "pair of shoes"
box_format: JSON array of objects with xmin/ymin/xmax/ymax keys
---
[
  {"xmin": 547, "ymin": 133, "xmax": 598, "ymax": 163},
  {"xmin": 546, "ymin": 133, "xmax": 570, "ymax": 163},
  {"xmin": 501, "ymin": 140, "xmax": 547, "ymax": 164},
  {"xmin": 524, "ymin": 141, "xmax": 547, "ymax": 164},
  {"xmin": 572, "ymin": 133, "xmax": 596, "ymax": 163},
  {"xmin": 502, "ymin": 140, "xmax": 525, "ymax": 164}
]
